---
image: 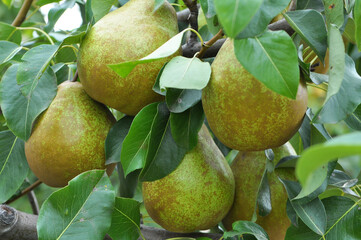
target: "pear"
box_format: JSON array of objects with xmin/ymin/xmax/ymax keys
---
[
  {"xmin": 202, "ymin": 39, "xmax": 307, "ymax": 151},
  {"xmin": 222, "ymin": 142, "xmax": 296, "ymax": 240},
  {"xmin": 142, "ymin": 125, "xmax": 235, "ymax": 233},
  {"xmin": 25, "ymin": 81, "xmax": 116, "ymax": 187},
  {"xmin": 77, "ymin": 0, "xmax": 179, "ymax": 116}
]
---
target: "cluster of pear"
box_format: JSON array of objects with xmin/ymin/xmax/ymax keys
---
[{"xmin": 25, "ymin": 0, "xmax": 307, "ymax": 238}]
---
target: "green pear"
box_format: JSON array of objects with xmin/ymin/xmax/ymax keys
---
[
  {"xmin": 142, "ymin": 125, "xmax": 235, "ymax": 233},
  {"xmin": 222, "ymin": 142, "xmax": 296, "ymax": 240},
  {"xmin": 202, "ymin": 39, "xmax": 307, "ymax": 151},
  {"xmin": 77, "ymin": 0, "xmax": 179, "ymax": 116},
  {"xmin": 25, "ymin": 81, "xmax": 116, "ymax": 187}
]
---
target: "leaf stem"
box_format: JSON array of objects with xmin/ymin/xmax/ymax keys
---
[{"xmin": 16, "ymin": 27, "xmax": 54, "ymax": 45}]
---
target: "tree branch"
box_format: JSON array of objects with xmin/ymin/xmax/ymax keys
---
[
  {"xmin": 27, "ymin": 191, "xmax": 39, "ymax": 215},
  {"xmin": 183, "ymin": 0, "xmax": 199, "ymax": 46},
  {"xmin": 12, "ymin": 0, "xmax": 34, "ymax": 27},
  {"xmin": 0, "ymin": 206, "xmax": 223, "ymax": 240}
]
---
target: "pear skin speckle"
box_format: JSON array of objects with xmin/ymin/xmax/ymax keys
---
[
  {"xmin": 222, "ymin": 142, "xmax": 297, "ymax": 240},
  {"xmin": 25, "ymin": 81, "xmax": 116, "ymax": 187},
  {"xmin": 77, "ymin": 0, "xmax": 180, "ymax": 116},
  {"xmin": 202, "ymin": 39, "xmax": 308, "ymax": 151},
  {"xmin": 142, "ymin": 125, "xmax": 235, "ymax": 233}
]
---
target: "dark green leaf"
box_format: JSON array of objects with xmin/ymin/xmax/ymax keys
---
[
  {"xmin": 296, "ymin": 0, "xmax": 324, "ymax": 10},
  {"xmin": 117, "ymin": 164, "xmax": 139, "ymax": 198},
  {"xmin": 0, "ymin": 22, "xmax": 21, "ymax": 44},
  {"xmin": 0, "ymin": 65, "xmax": 57, "ymax": 141},
  {"xmin": 323, "ymin": 0, "xmax": 344, "ymax": 28},
  {"xmin": 0, "ymin": 131, "xmax": 28, "ymax": 203},
  {"xmin": 170, "ymin": 101, "xmax": 204, "ymax": 150},
  {"xmin": 109, "ymin": 29, "xmax": 186, "ymax": 78},
  {"xmin": 223, "ymin": 221, "xmax": 269, "ymax": 240},
  {"xmin": 296, "ymin": 131, "xmax": 361, "ymax": 196},
  {"xmin": 16, "ymin": 44, "xmax": 59, "ymax": 97},
  {"xmin": 234, "ymin": 31, "xmax": 299, "ymax": 99},
  {"xmin": 105, "ymin": 116, "xmax": 133, "ymax": 165},
  {"xmin": 108, "ymin": 197, "xmax": 141, "ymax": 240},
  {"xmin": 45, "ymin": 0, "xmax": 76, "ymax": 32},
  {"xmin": 37, "ymin": 170, "xmax": 115, "ymax": 240},
  {"xmin": 153, "ymin": 63, "xmax": 167, "ymax": 96},
  {"xmin": 0, "ymin": 41, "xmax": 21, "ymax": 65},
  {"xmin": 286, "ymin": 196, "xmax": 361, "ymax": 240},
  {"xmin": 91, "ymin": 0, "xmax": 115, "ymax": 22},
  {"xmin": 159, "ymin": 56, "xmax": 211, "ymax": 90},
  {"xmin": 329, "ymin": 170, "xmax": 358, "ymax": 188},
  {"xmin": 213, "ymin": 0, "xmax": 263, "ymax": 38},
  {"xmin": 140, "ymin": 102, "xmax": 187, "ymax": 181},
  {"xmin": 315, "ymin": 55, "xmax": 361, "ymax": 123},
  {"xmin": 284, "ymin": 10, "xmax": 327, "ymax": 62},
  {"xmin": 166, "ymin": 88, "xmax": 201, "ymax": 113},
  {"xmin": 257, "ymin": 173, "xmax": 271, "ymax": 217},
  {"xmin": 121, "ymin": 103, "xmax": 158, "ymax": 176},
  {"xmin": 354, "ymin": 0, "xmax": 361, "ymax": 51},
  {"xmin": 345, "ymin": 104, "xmax": 361, "ymax": 130},
  {"xmin": 279, "ymin": 179, "xmax": 327, "ymax": 235},
  {"xmin": 237, "ymin": 0, "xmax": 290, "ymax": 38},
  {"xmin": 199, "ymin": 0, "xmax": 216, "ymax": 18}
]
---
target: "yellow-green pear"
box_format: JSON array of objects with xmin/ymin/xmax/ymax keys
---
[
  {"xmin": 222, "ymin": 142, "xmax": 296, "ymax": 240},
  {"xmin": 142, "ymin": 125, "xmax": 235, "ymax": 233},
  {"xmin": 25, "ymin": 81, "xmax": 116, "ymax": 187},
  {"xmin": 202, "ymin": 39, "xmax": 307, "ymax": 151},
  {"xmin": 77, "ymin": 0, "xmax": 179, "ymax": 116}
]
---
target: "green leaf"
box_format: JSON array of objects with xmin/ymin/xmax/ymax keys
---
[
  {"xmin": 16, "ymin": 44, "xmax": 59, "ymax": 98},
  {"xmin": 45, "ymin": 0, "xmax": 76, "ymax": 32},
  {"xmin": 323, "ymin": 0, "xmax": 344, "ymax": 28},
  {"xmin": 325, "ymin": 24, "xmax": 345, "ymax": 101},
  {"xmin": 199, "ymin": 0, "xmax": 216, "ymax": 18},
  {"xmin": 108, "ymin": 197, "xmax": 141, "ymax": 240},
  {"xmin": 315, "ymin": 55, "xmax": 361, "ymax": 123},
  {"xmin": 91, "ymin": 0, "xmax": 116, "ymax": 22},
  {"xmin": 37, "ymin": 170, "xmax": 115, "ymax": 240},
  {"xmin": 329, "ymin": 170, "xmax": 358, "ymax": 188},
  {"xmin": 121, "ymin": 103, "xmax": 158, "ymax": 176},
  {"xmin": 105, "ymin": 116, "xmax": 134, "ymax": 165},
  {"xmin": 0, "ymin": 22, "xmax": 21, "ymax": 44},
  {"xmin": 285, "ymin": 196, "xmax": 361, "ymax": 240},
  {"xmin": 0, "ymin": 131, "xmax": 29, "ymax": 203},
  {"xmin": 108, "ymin": 29, "xmax": 187, "ymax": 78},
  {"xmin": 284, "ymin": 10, "xmax": 327, "ymax": 62},
  {"xmin": 223, "ymin": 221, "xmax": 269, "ymax": 240},
  {"xmin": 345, "ymin": 104, "xmax": 361, "ymax": 130},
  {"xmin": 355, "ymin": 0, "xmax": 361, "ymax": 51},
  {"xmin": 213, "ymin": 0, "xmax": 263, "ymax": 38},
  {"xmin": 0, "ymin": 65, "xmax": 57, "ymax": 141},
  {"xmin": 280, "ymin": 179, "xmax": 327, "ymax": 235},
  {"xmin": 159, "ymin": 56, "xmax": 211, "ymax": 91},
  {"xmin": 296, "ymin": 131, "xmax": 361, "ymax": 196},
  {"xmin": 0, "ymin": 41, "xmax": 21, "ymax": 65},
  {"xmin": 170, "ymin": 102, "xmax": 204, "ymax": 151},
  {"xmin": 140, "ymin": 102, "xmax": 187, "ymax": 181},
  {"xmin": 256, "ymin": 172, "xmax": 271, "ymax": 217},
  {"xmin": 154, "ymin": 0, "xmax": 165, "ymax": 12},
  {"xmin": 237, "ymin": 0, "xmax": 290, "ymax": 38},
  {"xmin": 165, "ymin": 88, "xmax": 201, "ymax": 113},
  {"xmin": 234, "ymin": 31, "xmax": 299, "ymax": 99}
]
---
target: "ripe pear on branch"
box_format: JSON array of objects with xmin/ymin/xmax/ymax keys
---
[
  {"xmin": 78, "ymin": 0, "xmax": 180, "ymax": 116},
  {"xmin": 25, "ymin": 81, "xmax": 115, "ymax": 187},
  {"xmin": 142, "ymin": 125, "xmax": 235, "ymax": 233}
]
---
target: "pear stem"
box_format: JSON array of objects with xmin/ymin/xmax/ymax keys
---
[
  {"xmin": 5, "ymin": 180, "xmax": 42, "ymax": 205},
  {"xmin": 12, "ymin": 0, "xmax": 34, "ymax": 27},
  {"xmin": 71, "ymin": 70, "xmax": 79, "ymax": 82},
  {"xmin": 197, "ymin": 29, "xmax": 224, "ymax": 59}
]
